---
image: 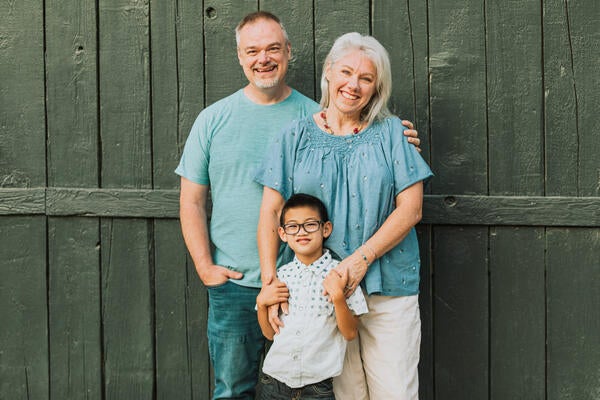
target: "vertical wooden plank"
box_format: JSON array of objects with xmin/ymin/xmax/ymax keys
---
[
  {"xmin": 489, "ymin": 227, "xmax": 545, "ymax": 400},
  {"xmin": 373, "ymin": 0, "xmax": 431, "ymax": 162},
  {"xmin": 150, "ymin": 0, "xmax": 209, "ymax": 398},
  {"xmin": 314, "ymin": 0, "xmax": 369, "ymax": 98},
  {"xmin": 544, "ymin": 0, "xmax": 600, "ymax": 197},
  {"xmin": 487, "ymin": 0, "xmax": 543, "ymax": 196},
  {"xmin": 203, "ymin": 0, "xmax": 256, "ymax": 105},
  {"xmin": 0, "ymin": 0, "xmax": 46, "ymax": 187},
  {"xmin": 0, "ymin": 0, "xmax": 48, "ymax": 398},
  {"xmin": 261, "ymin": 0, "xmax": 316, "ymax": 99},
  {"xmin": 48, "ymin": 219, "xmax": 102, "ymax": 399},
  {"xmin": 45, "ymin": 0, "xmax": 102, "ymax": 398},
  {"xmin": 416, "ymin": 225, "xmax": 434, "ymax": 400},
  {"xmin": 0, "ymin": 217, "xmax": 48, "ymax": 398},
  {"xmin": 433, "ymin": 226, "xmax": 488, "ymax": 399},
  {"xmin": 429, "ymin": 1, "xmax": 488, "ymax": 398},
  {"xmin": 428, "ymin": 0, "xmax": 487, "ymax": 195},
  {"xmin": 547, "ymin": 228, "xmax": 600, "ymax": 400},
  {"xmin": 99, "ymin": 0, "xmax": 153, "ymax": 397},
  {"xmin": 486, "ymin": 3, "xmax": 546, "ymax": 400}
]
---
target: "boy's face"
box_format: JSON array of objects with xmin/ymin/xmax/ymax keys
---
[{"xmin": 278, "ymin": 205, "xmax": 332, "ymax": 266}]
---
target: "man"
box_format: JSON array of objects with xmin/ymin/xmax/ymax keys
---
[{"xmin": 175, "ymin": 11, "xmax": 420, "ymax": 399}]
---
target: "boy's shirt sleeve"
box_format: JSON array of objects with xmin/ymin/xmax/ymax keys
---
[{"xmin": 347, "ymin": 288, "xmax": 369, "ymax": 316}]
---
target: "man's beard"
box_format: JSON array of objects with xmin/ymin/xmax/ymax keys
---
[{"xmin": 254, "ymin": 76, "xmax": 281, "ymax": 89}]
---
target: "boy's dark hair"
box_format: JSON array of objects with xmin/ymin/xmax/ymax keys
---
[{"xmin": 280, "ymin": 193, "xmax": 329, "ymax": 226}]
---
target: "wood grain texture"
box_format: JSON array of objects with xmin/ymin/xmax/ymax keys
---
[
  {"xmin": 0, "ymin": 188, "xmax": 45, "ymax": 214},
  {"xmin": 487, "ymin": 0, "xmax": 543, "ymax": 196},
  {"xmin": 547, "ymin": 228, "xmax": 600, "ymax": 400},
  {"xmin": 0, "ymin": 0, "xmax": 46, "ymax": 188},
  {"xmin": 434, "ymin": 226, "xmax": 489, "ymax": 399},
  {"xmin": 261, "ymin": 0, "xmax": 316, "ymax": 99},
  {"xmin": 203, "ymin": 0, "xmax": 256, "ymax": 105},
  {"xmin": 490, "ymin": 227, "xmax": 545, "ymax": 400},
  {"xmin": 0, "ymin": 216, "xmax": 48, "ymax": 399},
  {"xmin": 428, "ymin": 0, "xmax": 488, "ymax": 195}
]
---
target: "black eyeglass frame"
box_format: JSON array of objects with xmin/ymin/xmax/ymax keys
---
[{"xmin": 281, "ymin": 220, "xmax": 324, "ymax": 235}]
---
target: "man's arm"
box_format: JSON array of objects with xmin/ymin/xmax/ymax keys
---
[
  {"xmin": 256, "ymin": 280, "xmax": 290, "ymax": 340},
  {"xmin": 179, "ymin": 177, "xmax": 242, "ymax": 285}
]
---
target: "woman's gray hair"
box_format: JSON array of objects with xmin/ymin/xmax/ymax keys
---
[{"xmin": 319, "ymin": 32, "xmax": 392, "ymax": 126}]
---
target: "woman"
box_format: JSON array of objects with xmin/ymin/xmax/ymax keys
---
[{"xmin": 255, "ymin": 32, "xmax": 433, "ymax": 399}]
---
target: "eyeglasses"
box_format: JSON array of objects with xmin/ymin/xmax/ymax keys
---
[{"xmin": 281, "ymin": 220, "xmax": 323, "ymax": 235}]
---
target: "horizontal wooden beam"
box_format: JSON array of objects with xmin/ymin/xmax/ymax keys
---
[{"xmin": 0, "ymin": 188, "xmax": 598, "ymax": 227}]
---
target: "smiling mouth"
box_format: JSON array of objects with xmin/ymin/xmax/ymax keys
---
[
  {"xmin": 254, "ymin": 64, "xmax": 277, "ymax": 73},
  {"xmin": 340, "ymin": 90, "xmax": 359, "ymax": 100}
]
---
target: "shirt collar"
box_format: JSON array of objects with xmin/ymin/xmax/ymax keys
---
[{"xmin": 292, "ymin": 249, "xmax": 332, "ymax": 275}]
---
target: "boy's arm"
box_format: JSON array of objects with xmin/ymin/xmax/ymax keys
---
[
  {"xmin": 323, "ymin": 269, "xmax": 358, "ymax": 341},
  {"xmin": 256, "ymin": 279, "xmax": 289, "ymax": 341}
]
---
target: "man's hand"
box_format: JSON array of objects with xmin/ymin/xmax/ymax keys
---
[
  {"xmin": 257, "ymin": 279, "xmax": 289, "ymax": 309},
  {"xmin": 198, "ymin": 263, "xmax": 243, "ymax": 287},
  {"xmin": 401, "ymin": 120, "xmax": 421, "ymax": 152},
  {"xmin": 260, "ymin": 276, "xmax": 289, "ymax": 334}
]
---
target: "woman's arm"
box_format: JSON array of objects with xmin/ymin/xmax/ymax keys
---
[
  {"xmin": 335, "ymin": 181, "xmax": 424, "ymax": 293},
  {"xmin": 257, "ymin": 186, "xmax": 288, "ymax": 333}
]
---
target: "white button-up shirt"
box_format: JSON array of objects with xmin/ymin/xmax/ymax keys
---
[{"xmin": 262, "ymin": 250, "xmax": 369, "ymax": 388}]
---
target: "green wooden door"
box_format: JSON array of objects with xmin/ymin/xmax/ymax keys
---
[{"xmin": 1, "ymin": 1, "xmax": 598, "ymax": 399}]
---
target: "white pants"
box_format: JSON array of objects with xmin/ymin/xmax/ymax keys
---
[{"xmin": 333, "ymin": 294, "xmax": 421, "ymax": 400}]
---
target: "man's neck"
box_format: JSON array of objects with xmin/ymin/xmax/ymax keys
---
[{"xmin": 243, "ymin": 84, "xmax": 291, "ymax": 105}]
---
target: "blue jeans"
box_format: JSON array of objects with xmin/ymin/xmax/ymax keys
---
[
  {"xmin": 257, "ymin": 373, "xmax": 335, "ymax": 400},
  {"xmin": 207, "ymin": 281, "xmax": 265, "ymax": 400}
]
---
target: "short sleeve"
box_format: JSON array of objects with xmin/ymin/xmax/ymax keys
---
[
  {"xmin": 389, "ymin": 118, "xmax": 434, "ymax": 195},
  {"xmin": 254, "ymin": 120, "xmax": 303, "ymax": 200},
  {"xmin": 347, "ymin": 288, "xmax": 369, "ymax": 316},
  {"xmin": 174, "ymin": 112, "xmax": 212, "ymax": 185}
]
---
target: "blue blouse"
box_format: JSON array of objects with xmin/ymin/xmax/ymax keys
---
[{"xmin": 255, "ymin": 116, "xmax": 433, "ymax": 296}]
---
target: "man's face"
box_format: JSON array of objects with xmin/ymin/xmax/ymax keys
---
[{"xmin": 237, "ymin": 18, "xmax": 290, "ymax": 90}]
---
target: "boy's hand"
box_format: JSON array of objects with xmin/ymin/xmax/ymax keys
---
[
  {"xmin": 257, "ymin": 279, "xmax": 289, "ymax": 309},
  {"xmin": 323, "ymin": 269, "xmax": 348, "ymax": 303}
]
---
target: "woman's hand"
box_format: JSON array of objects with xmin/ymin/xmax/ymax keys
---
[{"xmin": 328, "ymin": 252, "xmax": 368, "ymax": 297}]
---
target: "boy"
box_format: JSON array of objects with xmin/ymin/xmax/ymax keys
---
[{"xmin": 256, "ymin": 193, "xmax": 368, "ymax": 399}]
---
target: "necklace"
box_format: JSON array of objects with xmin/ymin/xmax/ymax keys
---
[{"xmin": 320, "ymin": 110, "xmax": 362, "ymax": 135}]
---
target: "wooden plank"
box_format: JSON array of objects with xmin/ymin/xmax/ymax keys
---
[
  {"xmin": 154, "ymin": 220, "xmax": 210, "ymax": 399},
  {"xmin": 416, "ymin": 225, "xmax": 434, "ymax": 400},
  {"xmin": 489, "ymin": 227, "xmax": 545, "ymax": 400},
  {"xmin": 547, "ymin": 228, "xmax": 600, "ymax": 400},
  {"xmin": 203, "ymin": 0, "xmax": 256, "ymax": 105},
  {"xmin": 0, "ymin": 0, "xmax": 46, "ymax": 188},
  {"xmin": 261, "ymin": 0, "xmax": 315, "ymax": 99},
  {"xmin": 421, "ymin": 195, "xmax": 600, "ymax": 226},
  {"xmin": 45, "ymin": 0, "xmax": 98, "ymax": 188},
  {"xmin": 434, "ymin": 226, "xmax": 489, "ymax": 399},
  {"xmin": 99, "ymin": 0, "xmax": 154, "ymax": 397},
  {"xmin": 372, "ymin": 0, "xmax": 431, "ymax": 164},
  {"xmin": 0, "ymin": 188, "xmax": 46, "ymax": 215},
  {"xmin": 150, "ymin": 0, "xmax": 208, "ymax": 397},
  {"xmin": 101, "ymin": 218, "xmax": 154, "ymax": 399},
  {"xmin": 428, "ymin": 0, "xmax": 488, "ymax": 195},
  {"xmin": 566, "ymin": 3, "xmax": 600, "ymax": 197},
  {"xmin": 99, "ymin": 0, "xmax": 152, "ymax": 189},
  {"xmin": 314, "ymin": 0, "xmax": 369, "ymax": 98},
  {"xmin": 44, "ymin": 1, "xmax": 102, "ymax": 398},
  {"xmin": 0, "ymin": 217, "xmax": 48, "ymax": 398},
  {"xmin": 543, "ymin": 0, "xmax": 600, "ymax": 197},
  {"xmin": 48, "ymin": 217, "xmax": 102, "ymax": 399},
  {"xmin": 46, "ymin": 188, "xmax": 179, "ymax": 217},
  {"xmin": 487, "ymin": 0, "xmax": 543, "ymax": 196}
]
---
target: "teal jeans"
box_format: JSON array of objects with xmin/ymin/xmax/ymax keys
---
[{"xmin": 207, "ymin": 281, "xmax": 265, "ymax": 400}]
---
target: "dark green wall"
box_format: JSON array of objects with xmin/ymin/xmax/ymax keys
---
[{"xmin": 1, "ymin": 1, "xmax": 598, "ymax": 399}]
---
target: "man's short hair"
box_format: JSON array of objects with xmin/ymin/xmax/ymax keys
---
[
  {"xmin": 280, "ymin": 193, "xmax": 329, "ymax": 226},
  {"xmin": 235, "ymin": 11, "xmax": 289, "ymax": 45}
]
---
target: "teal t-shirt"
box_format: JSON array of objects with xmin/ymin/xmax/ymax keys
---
[
  {"xmin": 255, "ymin": 116, "xmax": 433, "ymax": 296},
  {"xmin": 175, "ymin": 89, "xmax": 318, "ymax": 287}
]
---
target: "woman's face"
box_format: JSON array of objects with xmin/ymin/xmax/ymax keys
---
[{"xmin": 326, "ymin": 50, "xmax": 377, "ymax": 118}]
